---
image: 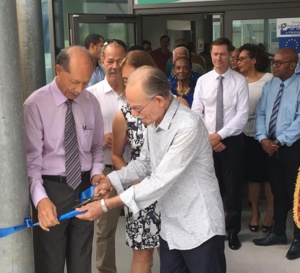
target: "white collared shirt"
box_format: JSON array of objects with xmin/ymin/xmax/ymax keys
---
[
  {"xmin": 192, "ymin": 68, "xmax": 249, "ymax": 139},
  {"xmin": 108, "ymin": 98, "xmax": 225, "ymax": 250},
  {"xmin": 87, "ymin": 77, "xmax": 127, "ymax": 164}
]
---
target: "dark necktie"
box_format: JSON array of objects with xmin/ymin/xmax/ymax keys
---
[
  {"xmin": 268, "ymin": 82, "xmax": 284, "ymax": 140},
  {"xmin": 65, "ymin": 100, "xmax": 81, "ymax": 189},
  {"xmin": 216, "ymin": 75, "xmax": 224, "ymax": 132}
]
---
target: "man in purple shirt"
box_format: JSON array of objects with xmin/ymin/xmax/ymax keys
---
[{"xmin": 24, "ymin": 46, "xmax": 105, "ymax": 273}]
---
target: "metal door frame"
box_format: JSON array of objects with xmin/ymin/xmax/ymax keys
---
[{"xmin": 68, "ymin": 13, "xmax": 142, "ymax": 46}]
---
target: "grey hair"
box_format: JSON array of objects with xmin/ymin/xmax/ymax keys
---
[
  {"xmin": 100, "ymin": 39, "xmax": 127, "ymax": 60},
  {"xmin": 173, "ymin": 46, "xmax": 190, "ymax": 60},
  {"xmin": 129, "ymin": 66, "xmax": 171, "ymax": 99}
]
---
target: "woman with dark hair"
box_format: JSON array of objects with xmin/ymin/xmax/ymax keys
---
[
  {"xmin": 238, "ymin": 43, "xmax": 274, "ymax": 233},
  {"xmin": 111, "ymin": 50, "xmax": 160, "ymax": 273}
]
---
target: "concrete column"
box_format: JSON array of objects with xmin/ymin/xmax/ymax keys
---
[
  {"xmin": 16, "ymin": 0, "xmax": 46, "ymax": 100},
  {"xmin": 0, "ymin": 1, "xmax": 34, "ymax": 273}
]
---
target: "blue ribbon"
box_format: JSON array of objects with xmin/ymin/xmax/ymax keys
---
[
  {"xmin": 80, "ymin": 184, "xmax": 96, "ymax": 201},
  {"xmin": 0, "ymin": 185, "xmax": 96, "ymax": 239}
]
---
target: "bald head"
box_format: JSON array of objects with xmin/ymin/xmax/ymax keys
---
[
  {"xmin": 126, "ymin": 66, "xmax": 172, "ymax": 126},
  {"xmin": 127, "ymin": 66, "xmax": 171, "ymax": 99},
  {"xmin": 56, "ymin": 46, "xmax": 94, "ymax": 73},
  {"xmin": 55, "ymin": 46, "xmax": 94, "ymax": 100},
  {"xmin": 275, "ymin": 48, "xmax": 298, "ymax": 63},
  {"xmin": 273, "ymin": 47, "xmax": 298, "ymax": 81}
]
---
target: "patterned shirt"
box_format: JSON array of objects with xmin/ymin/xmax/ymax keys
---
[{"xmin": 108, "ymin": 98, "xmax": 225, "ymax": 250}]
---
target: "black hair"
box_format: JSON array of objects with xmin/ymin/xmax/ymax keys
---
[
  {"xmin": 239, "ymin": 43, "xmax": 270, "ymax": 72},
  {"xmin": 84, "ymin": 34, "xmax": 105, "ymax": 49}
]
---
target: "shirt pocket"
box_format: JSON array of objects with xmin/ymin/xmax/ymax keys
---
[{"xmin": 81, "ymin": 123, "xmax": 94, "ymax": 152}]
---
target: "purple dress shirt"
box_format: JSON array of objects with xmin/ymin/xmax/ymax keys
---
[{"xmin": 24, "ymin": 78, "xmax": 104, "ymax": 207}]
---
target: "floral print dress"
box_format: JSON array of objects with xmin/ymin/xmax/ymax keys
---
[{"xmin": 121, "ymin": 105, "xmax": 161, "ymax": 249}]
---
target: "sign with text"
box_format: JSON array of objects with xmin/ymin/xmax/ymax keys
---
[{"xmin": 277, "ymin": 18, "xmax": 300, "ymax": 37}]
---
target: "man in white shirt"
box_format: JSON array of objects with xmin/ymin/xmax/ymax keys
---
[
  {"xmin": 78, "ymin": 66, "xmax": 226, "ymax": 273},
  {"xmin": 192, "ymin": 37, "xmax": 249, "ymax": 250},
  {"xmin": 87, "ymin": 39, "xmax": 127, "ymax": 273}
]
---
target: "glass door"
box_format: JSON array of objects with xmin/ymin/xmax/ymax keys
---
[{"xmin": 68, "ymin": 13, "xmax": 142, "ymax": 48}]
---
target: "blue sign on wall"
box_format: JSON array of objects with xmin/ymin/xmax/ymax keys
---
[{"xmin": 279, "ymin": 37, "xmax": 300, "ymax": 53}]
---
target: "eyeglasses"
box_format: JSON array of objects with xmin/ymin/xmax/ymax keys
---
[
  {"xmin": 237, "ymin": 56, "xmax": 250, "ymax": 62},
  {"xmin": 130, "ymin": 97, "xmax": 155, "ymax": 114},
  {"xmin": 230, "ymin": 55, "xmax": 239, "ymax": 61},
  {"xmin": 271, "ymin": 60, "xmax": 295, "ymax": 67}
]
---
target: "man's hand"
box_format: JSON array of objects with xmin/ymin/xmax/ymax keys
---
[
  {"xmin": 260, "ymin": 138, "xmax": 279, "ymax": 157},
  {"xmin": 91, "ymin": 173, "xmax": 106, "ymax": 185},
  {"xmin": 94, "ymin": 176, "xmax": 113, "ymax": 198},
  {"xmin": 104, "ymin": 133, "xmax": 113, "ymax": 148},
  {"xmin": 76, "ymin": 195, "xmax": 124, "ymax": 221},
  {"xmin": 213, "ymin": 142, "xmax": 226, "ymax": 152},
  {"xmin": 37, "ymin": 198, "xmax": 59, "ymax": 231},
  {"xmin": 209, "ymin": 133, "xmax": 222, "ymax": 148},
  {"xmin": 76, "ymin": 199, "xmax": 104, "ymax": 221}
]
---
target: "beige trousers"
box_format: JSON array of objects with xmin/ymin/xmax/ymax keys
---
[{"xmin": 96, "ymin": 166, "xmax": 122, "ymax": 273}]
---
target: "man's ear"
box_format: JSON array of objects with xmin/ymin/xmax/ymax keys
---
[
  {"xmin": 55, "ymin": 64, "xmax": 63, "ymax": 76},
  {"xmin": 90, "ymin": 43, "xmax": 96, "ymax": 51},
  {"xmin": 289, "ymin": 62, "xmax": 297, "ymax": 71},
  {"xmin": 155, "ymin": 95, "xmax": 165, "ymax": 106}
]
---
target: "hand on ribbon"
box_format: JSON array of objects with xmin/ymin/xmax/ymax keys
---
[
  {"xmin": 37, "ymin": 198, "xmax": 60, "ymax": 231},
  {"xmin": 0, "ymin": 185, "xmax": 100, "ymax": 238},
  {"xmin": 76, "ymin": 176, "xmax": 113, "ymax": 221},
  {"xmin": 0, "ymin": 210, "xmax": 87, "ymax": 238}
]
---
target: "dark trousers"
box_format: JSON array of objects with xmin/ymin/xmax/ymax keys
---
[
  {"xmin": 213, "ymin": 134, "xmax": 245, "ymax": 235},
  {"xmin": 159, "ymin": 235, "xmax": 226, "ymax": 273},
  {"xmin": 267, "ymin": 139, "xmax": 300, "ymax": 239},
  {"xmin": 32, "ymin": 172, "xmax": 94, "ymax": 273}
]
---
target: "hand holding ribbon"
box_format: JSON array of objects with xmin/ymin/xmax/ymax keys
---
[
  {"xmin": 0, "ymin": 210, "xmax": 87, "ymax": 238},
  {"xmin": 76, "ymin": 176, "xmax": 113, "ymax": 221},
  {"xmin": 0, "ymin": 184, "xmax": 100, "ymax": 238}
]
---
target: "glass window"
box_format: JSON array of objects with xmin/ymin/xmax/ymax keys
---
[
  {"xmin": 232, "ymin": 18, "xmax": 278, "ymax": 54},
  {"xmin": 213, "ymin": 15, "xmax": 222, "ymax": 41},
  {"xmin": 53, "ymin": 0, "xmax": 128, "ymax": 50},
  {"xmin": 77, "ymin": 22, "xmax": 135, "ymax": 47}
]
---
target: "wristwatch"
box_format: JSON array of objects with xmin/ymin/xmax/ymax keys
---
[
  {"xmin": 273, "ymin": 139, "xmax": 281, "ymax": 146},
  {"xmin": 100, "ymin": 199, "xmax": 108, "ymax": 213}
]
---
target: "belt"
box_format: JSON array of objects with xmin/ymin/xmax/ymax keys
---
[
  {"xmin": 42, "ymin": 171, "xmax": 90, "ymax": 184},
  {"xmin": 105, "ymin": 164, "xmax": 114, "ymax": 170}
]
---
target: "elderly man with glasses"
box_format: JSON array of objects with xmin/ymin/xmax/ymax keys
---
[{"xmin": 77, "ymin": 65, "xmax": 227, "ymax": 273}]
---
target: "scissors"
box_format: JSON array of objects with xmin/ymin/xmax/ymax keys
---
[{"xmin": 73, "ymin": 191, "xmax": 102, "ymax": 209}]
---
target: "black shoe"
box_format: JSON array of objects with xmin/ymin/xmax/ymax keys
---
[
  {"xmin": 249, "ymin": 224, "xmax": 259, "ymax": 232},
  {"xmin": 228, "ymin": 234, "xmax": 241, "ymax": 250},
  {"xmin": 262, "ymin": 224, "xmax": 273, "ymax": 233},
  {"xmin": 286, "ymin": 239, "xmax": 300, "ymax": 260},
  {"xmin": 253, "ymin": 232, "xmax": 287, "ymax": 246}
]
